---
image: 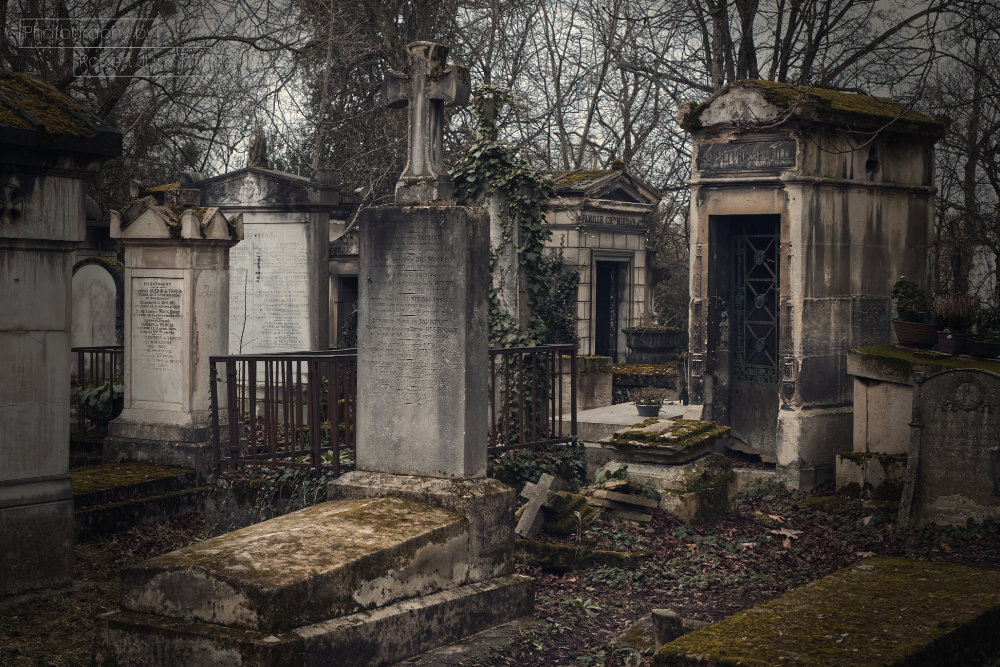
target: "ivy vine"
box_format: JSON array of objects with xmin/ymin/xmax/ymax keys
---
[{"xmin": 450, "ymin": 84, "xmax": 576, "ymax": 347}]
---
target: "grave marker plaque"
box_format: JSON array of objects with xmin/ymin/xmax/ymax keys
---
[
  {"xmin": 130, "ymin": 277, "xmax": 183, "ymax": 404},
  {"xmin": 898, "ymin": 369, "xmax": 1000, "ymax": 527}
]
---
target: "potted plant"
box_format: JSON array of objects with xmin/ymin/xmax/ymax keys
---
[
  {"xmin": 932, "ymin": 292, "xmax": 979, "ymax": 355},
  {"xmin": 968, "ymin": 305, "xmax": 1000, "ymax": 358},
  {"xmin": 891, "ymin": 278, "xmax": 935, "ymax": 348},
  {"xmin": 632, "ymin": 387, "xmax": 666, "ymax": 417}
]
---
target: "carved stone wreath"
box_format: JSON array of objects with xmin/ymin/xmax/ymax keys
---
[{"xmin": 1, "ymin": 182, "xmax": 23, "ymax": 225}]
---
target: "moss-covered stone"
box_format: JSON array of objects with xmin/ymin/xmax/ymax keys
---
[
  {"xmin": 654, "ymin": 556, "xmax": 1000, "ymax": 666},
  {"xmin": 680, "ymin": 80, "xmax": 947, "ymax": 138},
  {"xmin": 70, "ymin": 462, "xmax": 192, "ymax": 496},
  {"xmin": 608, "ymin": 418, "xmax": 730, "ymax": 451},
  {"xmin": 514, "ymin": 537, "xmax": 649, "ymax": 573},
  {"xmin": 0, "ymin": 72, "xmax": 94, "ymax": 135},
  {"xmin": 121, "ymin": 497, "xmax": 473, "ymax": 634},
  {"xmin": 540, "ymin": 491, "xmax": 600, "ymax": 536},
  {"xmin": 853, "ymin": 344, "xmax": 1000, "ymax": 376}
]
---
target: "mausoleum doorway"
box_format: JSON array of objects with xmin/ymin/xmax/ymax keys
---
[
  {"xmin": 708, "ymin": 214, "xmax": 781, "ymax": 456},
  {"xmin": 593, "ymin": 259, "xmax": 628, "ymax": 360}
]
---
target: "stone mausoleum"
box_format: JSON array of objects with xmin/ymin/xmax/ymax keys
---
[
  {"xmin": 680, "ymin": 80, "xmax": 946, "ymax": 489},
  {"xmin": 544, "ymin": 166, "xmax": 661, "ymax": 361}
]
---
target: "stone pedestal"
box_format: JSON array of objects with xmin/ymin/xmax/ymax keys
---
[
  {"xmin": 0, "ymin": 72, "xmax": 121, "ymax": 595},
  {"xmin": 356, "ymin": 205, "xmax": 489, "ymax": 478},
  {"xmin": 105, "ymin": 195, "xmax": 242, "ymax": 476}
]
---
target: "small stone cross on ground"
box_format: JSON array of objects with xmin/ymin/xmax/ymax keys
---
[
  {"xmin": 384, "ymin": 41, "xmax": 470, "ymax": 205},
  {"xmin": 515, "ymin": 473, "xmax": 564, "ymax": 538}
]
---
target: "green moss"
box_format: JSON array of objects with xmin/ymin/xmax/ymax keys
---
[
  {"xmin": 553, "ymin": 169, "xmax": 613, "ymax": 187},
  {"xmin": 70, "ymin": 463, "xmax": 192, "ymax": 495},
  {"xmin": 146, "ymin": 181, "xmax": 180, "ymax": 192},
  {"xmin": 515, "ymin": 537, "xmax": 649, "ymax": 573},
  {"xmin": 854, "ymin": 344, "xmax": 1000, "ymax": 374},
  {"xmin": 610, "ymin": 419, "xmax": 730, "ymax": 450},
  {"xmin": 654, "ymin": 557, "xmax": 1000, "ymax": 666},
  {"xmin": 0, "ymin": 72, "xmax": 94, "ymax": 136},
  {"xmin": 613, "ymin": 362, "xmax": 678, "ymax": 377},
  {"xmin": 681, "ymin": 80, "xmax": 947, "ymax": 138},
  {"xmin": 541, "ymin": 491, "xmax": 599, "ymax": 536}
]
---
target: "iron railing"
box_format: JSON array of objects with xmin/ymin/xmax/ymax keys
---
[
  {"xmin": 209, "ymin": 350, "xmax": 358, "ymax": 474},
  {"xmin": 208, "ymin": 345, "xmax": 578, "ymax": 473},
  {"xmin": 71, "ymin": 345, "xmax": 124, "ymax": 434},
  {"xmin": 488, "ymin": 344, "xmax": 577, "ymax": 454}
]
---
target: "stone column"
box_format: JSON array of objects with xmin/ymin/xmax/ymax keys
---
[
  {"xmin": 0, "ymin": 72, "xmax": 121, "ymax": 595},
  {"xmin": 104, "ymin": 191, "xmax": 242, "ymax": 476}
]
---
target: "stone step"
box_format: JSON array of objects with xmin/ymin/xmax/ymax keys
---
[
  {"xmin": 654, "ymin": 556, "xmax": 1000, "ymax": 665},
  {"xmin": 72, "ymin": 462, "xmax": 198, "ymax": 509},
  {"xmin": 74, "ymin": 486, "xmax": 211, "ymax": 540},
  {"xmin": 96, "ymin": 574, "xmax": 534, "ymax": 667},
  {"xmin": 119, "ymin": 497, "xmax": 472, "ymax": 634}
]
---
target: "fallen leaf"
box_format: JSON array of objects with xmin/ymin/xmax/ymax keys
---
[
  {"xmin": 855, "ymin": 551, "xmax": 875, "ymax": 558},
  {"xmin": 770, "ymin": 528, "xmax": 803, "ymax": 539},
  {"xmin": 861, "ymin": 516, "xmax": 872, "ymax": 526}
]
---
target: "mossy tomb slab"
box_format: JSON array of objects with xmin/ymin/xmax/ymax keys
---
[
  {"xmin": 654, "ymin": 556, "xmax": 1000, "ymax": 666},
  {"xmin": 604, "ymin": 418, "xmax": 730, "ymax": 464},
  {"xmin": 120, "ymin": 496, "xmax": 470, "ymax": 633}
]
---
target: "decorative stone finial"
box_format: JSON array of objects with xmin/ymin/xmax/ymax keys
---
[
  {"xmin": 248, "ymin": 125, "xmax": 268, "ymax": 169},
  {"xmin": 384, "ymin": 41, "xmax": 470, "ymax": 205}
]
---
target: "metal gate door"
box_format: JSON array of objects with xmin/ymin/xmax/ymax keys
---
[{"xmin": 729, "ymin": 224, "xmax": 779, "ymax": 457}]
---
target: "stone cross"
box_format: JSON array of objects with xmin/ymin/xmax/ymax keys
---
[
  {"xmin": 385, "ymin": 41, "xmax": 470, "ymax": 205},
  {"xmin": 514, "ymin": 473, "xmax": 564, "ymax": 538}
]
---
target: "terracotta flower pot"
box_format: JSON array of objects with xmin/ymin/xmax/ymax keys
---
[{"xmin": 892, "ymin": 320, "xmax": 937, "ymax": 348}]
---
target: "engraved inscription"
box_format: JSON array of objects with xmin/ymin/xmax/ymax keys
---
[
  {"xmin": 697, "ymin": 140, "xmax": 796, "ymax": 174},
  {"xmin": 131, "ymin": 277, "xmax": 183, "ymax": 404},
  {"xmin": 229, "ymin": 223, "xmax": 310, "ymax": 353},
  {"xmin": 363, "ymin": 229, "xmax": 460, "ymax": 405}
]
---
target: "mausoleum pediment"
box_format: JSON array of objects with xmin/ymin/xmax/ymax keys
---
[
  {"xmin": 199, "ymin": 167, "xmax": 339, "ymax": 207},
  {"xmin": 680, "ymin": 79, "xmax": 947, "ymax": 139},
  {"xmin": 551, "ymin": 168, "xmax": 660, "ymax": 209}
]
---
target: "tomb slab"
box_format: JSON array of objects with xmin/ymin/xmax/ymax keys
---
[{"xmin": 120, "ymin": 496, "xmax": 469, "ymax": 633}]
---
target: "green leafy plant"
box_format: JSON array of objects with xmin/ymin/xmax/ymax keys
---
[
  {"xmin": 932, "ymin": 292, "xmax": 980, "ymax": 332},
  {"xmin": 891, "ymin": 277, "xmax": 929, "ymax": 323},
  {"xmin": 76, "ymin": 381, "xmax": 124, "ymax": 428},
  {"xmin": 594, "ymin": 463, "xmax": 628, "ymax": 484},
  {"xmin": 488, "ymin": 442, "xmax": 586, "ymax": 491}
]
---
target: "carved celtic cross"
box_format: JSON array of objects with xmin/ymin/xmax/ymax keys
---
[{"xmin": 385, "ymin": 41, "xmax": 470, "ymax": 205}]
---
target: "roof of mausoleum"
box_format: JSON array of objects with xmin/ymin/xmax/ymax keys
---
[
  {"xmin": 0, "ymin": 71, "xmax": 121, "ymax": 154},
  {"xmin": 679, "ymin": 79, "xmax": 948, "ymax": 139},
  {"xmin": 550, "ymin": 166, "xmax": 661, "ymax": 208}
]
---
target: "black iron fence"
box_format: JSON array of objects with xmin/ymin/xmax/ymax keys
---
[
  {"xmin": 208, "ymin": 345, "xmax": 577, "ymax": 473},
  {"xmin": 71, "ymin": 345, "xmax": 124, "ymax": 434},
  {"xmin": 209, "ymin": 350, "xmax": 358, "ymax": 474},
  {"xmin": 488, "ymin": 344, "xmax": 577, "ymax": 454}
]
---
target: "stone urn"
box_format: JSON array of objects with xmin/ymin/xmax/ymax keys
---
[{"xmin": 623, "ymin": 326, "xmax": 687, "ymax": 363}]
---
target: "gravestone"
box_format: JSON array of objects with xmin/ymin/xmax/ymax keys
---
[
  {"xmin": 197, "ymin": 156, "xmax": 343, "ymax": 354},
  {"xmin": 898, "ymin": 369, "xmax": 1000, "ymax": 527},
  {"xmin": 0, "ymin": 72, "xmax": 121, "ymax": 595},
  {"xmin": 104, "ymin": 188, "xmax": 242, "ymax": 475},
  {"xmin": 71, "ymin": 260, "xmax": 121, "ymax": 349}
]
